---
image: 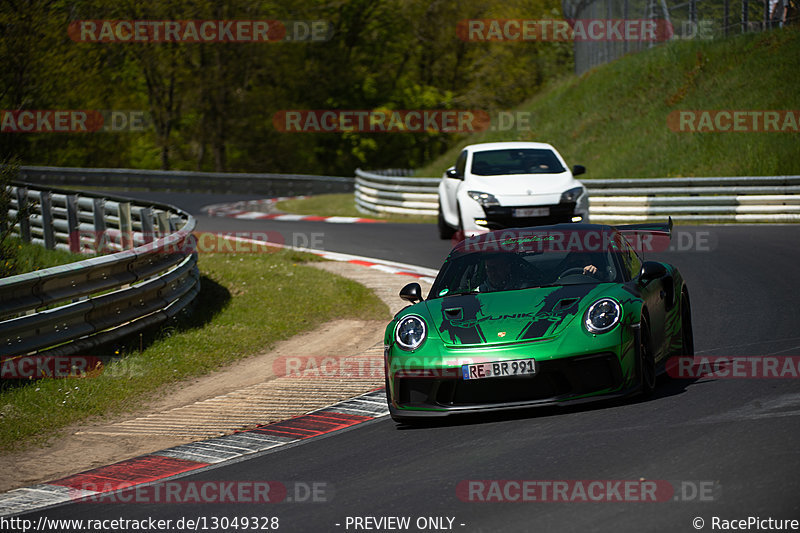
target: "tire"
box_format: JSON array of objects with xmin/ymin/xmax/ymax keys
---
[
  {"xmin": 638, "ymin": 317, "xmax": 656, "ymax": 397},
  {"xmin": 438, "ymin": 204, "xmax": 455, "ymax": 240}
]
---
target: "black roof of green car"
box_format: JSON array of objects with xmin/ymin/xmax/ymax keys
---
[{"xmin": 448, "ymin": 223, "xmax": 620, "ymax": 259}]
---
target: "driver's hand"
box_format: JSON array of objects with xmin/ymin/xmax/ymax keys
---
[{"xmin": 583, "ymin": 265, "xmax": 598, "ymax": 275}]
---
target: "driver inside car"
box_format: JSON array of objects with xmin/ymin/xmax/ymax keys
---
[
  {"xmin": 557, "ymin": 251, "xmax": 605, "ymax": 279},
  {"xmin": 479, "ymin": 256, "xmax": 513, "ymax": 292},
  {"xmin": 478, "ymin": 254, "xmax": 536, "ymax": 292}
]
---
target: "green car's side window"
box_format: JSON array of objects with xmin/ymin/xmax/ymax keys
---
[{"xmin": 617, "ymin": 235, "xmax": 642, "ymax": 280}]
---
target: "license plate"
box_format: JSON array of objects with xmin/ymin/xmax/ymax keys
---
[
  {"xmin": 462, "ymin": 359, "xmax": 537, "ymax": 380},
  {"xmin": 513, "ymin": 207, "xmax": 549, "ymax": 217}
]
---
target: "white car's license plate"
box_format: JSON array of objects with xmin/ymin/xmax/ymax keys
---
[
  {"xmin": 462, "ymin": 359, "xmax": 536, "ymax": 380},
  {"xmin": 513, "ymin": 207, "xmax": 549, "ymax": 217}
]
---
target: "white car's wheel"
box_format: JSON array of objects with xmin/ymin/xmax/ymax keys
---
[
  {"xmin": 437, "ymin": 204, "xmax": 455, "ymax": 240},
  {"xmin": 456, "ymin": 203, "xmax": 465, "ymax": 238}
]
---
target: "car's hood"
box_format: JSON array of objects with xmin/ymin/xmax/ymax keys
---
[
  {"xmin": 424, "ymin": 284, "xmax": 607, "ymax": 346},
  {"xmin": 465, "ymin": 173, "xmax": 577, "ymax": 203}
]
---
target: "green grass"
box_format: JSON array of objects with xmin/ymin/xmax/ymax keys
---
[
  {"xmin": 278, "ymin": 32, "xmax": 799, "ymax": 222},
  {"xmin": 1, "ymin": 237, "xmax": 84, "ymax": 278},
  {"xmin": 417, "ymin": 28, "xmax": 800, "ymax": 178},
  {"xmin": 0, "ymin": 248, "xmax": 389, "ymax": 451},
  {"xmin": 276, "ymin": 193, "xmax": 436, "ymax": 224}
]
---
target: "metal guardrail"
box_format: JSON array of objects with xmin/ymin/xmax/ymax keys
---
[
  {"xmin": 18, "ymin": 166, "xmax": 355, "ymax": 196},
  {"xmin": 355, "ymin": 169, "xmax": 440, "ymax": 216},
  {"xmin": 1, "ymin": 182, "xmax": 200, "ymax": 359},
  {"xmin": 355, "ymin": 169, "xmax": 800, "ymax": 222}
]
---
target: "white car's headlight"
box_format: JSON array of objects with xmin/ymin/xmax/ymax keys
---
[
  {"xmin": 395, "ymin": 315, "xmax": 427, "ymax": 350},
  {"xmin": 468, "ymin": 191, "xmax": 500, "ymax": 207},
  {"xmin": 561, "ymin": 186, "xmax": 584, "ymax": 203},
  {"xmin": 584, "ymin": 298, "xmax": 621, "ymax": 334}
]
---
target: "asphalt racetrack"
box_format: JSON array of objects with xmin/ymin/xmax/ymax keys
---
[{"xmin": 22, "ymin": 192, "xmax": 800, "ymax": 532}]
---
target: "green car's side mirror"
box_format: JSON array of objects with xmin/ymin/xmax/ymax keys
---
[
  {"xmin": 638, "ymin": 261, "xmax": 667, "ymax": 286},
  {"xmin": 399, "ymin": 283, "xmax": 423, "ymax": 303}
]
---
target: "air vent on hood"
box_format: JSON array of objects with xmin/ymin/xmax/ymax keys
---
[
  {"xmin": 553, "ymin": 298, "xmax": 580, "ymax": 312},
  {"xmin": 444, "ymin": 308, "xmax": 463, "ymax": 320}
]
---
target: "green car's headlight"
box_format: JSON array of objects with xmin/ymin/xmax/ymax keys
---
[
  {"xmin": 395, "ymin": 315, "xmax": 427, "ymax": 351},
  {"xmin": 584, "ymin": 298, "xmax": 621, "ymax": 334}
]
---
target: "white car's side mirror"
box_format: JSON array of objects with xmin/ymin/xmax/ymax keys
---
[{"xmin": 446, "ymin": 168, "xmax": 462, "ymax": 180}]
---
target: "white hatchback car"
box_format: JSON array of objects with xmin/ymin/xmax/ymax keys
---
[{"xmin": 437, "ymin": 141, "xmax": 589, "ymax": 238}]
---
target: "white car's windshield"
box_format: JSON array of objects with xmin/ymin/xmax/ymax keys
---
[{"xmin": 471, "ymin": 148, "xmax": 566, "ymax": 176}]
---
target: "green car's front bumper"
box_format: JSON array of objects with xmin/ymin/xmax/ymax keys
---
[{"xmin": 385, "ymin": 323, "xmax": 642, "ymax": 421}]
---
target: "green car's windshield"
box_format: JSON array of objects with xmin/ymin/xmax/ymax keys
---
[{"xmin": 430, "ymin": 248, "xmax": 621, "ymax": 298}]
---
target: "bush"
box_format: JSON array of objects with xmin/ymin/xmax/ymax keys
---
[{"xmin": 0, "ymin": 158, "xmax": 20, "ymax": 277}]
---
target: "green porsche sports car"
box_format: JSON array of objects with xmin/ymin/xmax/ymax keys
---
[{"xmin": 384, "ymin": 220, "xmax": 693, "ymax": 423}]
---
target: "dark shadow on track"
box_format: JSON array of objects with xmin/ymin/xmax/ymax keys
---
[{"xmin": 391, "ymin": 373, "xmax": 704, "ymax": 430}]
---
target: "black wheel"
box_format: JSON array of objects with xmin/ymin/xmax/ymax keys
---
[
  {"xmin": 438, "ymin": 204, "xmax": 455, "ymax": 239},
  {"xmin": 638, "ymin": 317, "xmax": 656, "ymax": 397}
]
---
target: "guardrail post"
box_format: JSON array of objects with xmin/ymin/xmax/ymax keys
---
[
  {"xmin": 623, "ymin": 0, "xmax": 629, "ymax": 53},
  {"xmin": 724, "ymin": 0, "xmax": 730, "ymax": 36},
  {"xmin": 0, "ymin": 186, "xmax": 5, "ymax": 234},
  {"xmin": 15, "ymin": 187, "xmax": 31, "ymax": 243},
  {"xmin": 93, "ymin": 198, "xmax": 108, "ymax": 253},
  {"xmin": 39, "ymin": 190, "xmax": 55, "ymax": 250},
  {"xmin": 742, "ymin": 0, "xmax": 749, "ymax": 32},
  {"xmin": 119, "ymin": 201, "xmax": 132, "ymax": 249},
  {"xmin": 66, "ymin": 194, "xmax": 80, "ymax": 253},
  {"xmin": 763, "ymin": 0, "xmax": 770, "ymax": 29},
  {"xmin": 139, "ymin": 207, "xmax": 154, "ymax": 243},
  {"xmin": 156, "ymin": 211, "xmax": 170, "ymax": 236}
]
